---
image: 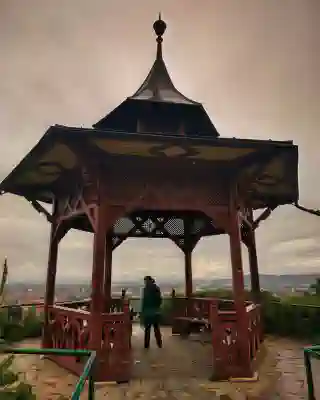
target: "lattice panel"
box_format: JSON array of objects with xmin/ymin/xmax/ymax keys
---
[
  {"xmin": 132, "ymin": 216, "xmax": 144, "ymax": 235},
  {"xmin": 153, "ymin": 217, "xmax": 165, "ymax": 236},
  {"xmin": 142, "ymin": 218, "xmax": 156, "ymax": 233},
  {"xmin": 111, "ymin": 212, "xmax": 220, "ymax": 239},
  {"xmin": 113, "ymin": 217, "xmax": 135, "ymax": 235},
  {"xmin": 112, "ymin": 236, "xmax": 121, "ymax": 248},
  {"xmin": 191, "ymin": 218, "xmax": 207, "ymax": 234},
  {"xmin": 164, "ymin": 218, "xmax": 184, "ymax": 236}
]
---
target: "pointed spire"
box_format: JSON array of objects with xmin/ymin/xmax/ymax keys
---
[
  {"xmin": 94, "ymin": 15, "xmax": 219, "ymax": 137},
  {"xmin": 153, "ymin": 13, "xmax": 166, "ymax": 60},
  {"xmin": 130, "ymin": 14, "xmax": 199, "ymax": 105}
]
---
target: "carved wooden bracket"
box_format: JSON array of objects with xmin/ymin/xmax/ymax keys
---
[
  {"xmin": 103, "ymin": 204, "xmax": 128, "ymax": 233},
  {"xmin": 294, "ymin": 202, "xmax": 320, "ymax": 217},
  {"xmin": 170, "ymin": 235, "xmax": 200, "ymax": 253},
  {"xmin": 202, "ymin": 206, "xmax": 231, "ymax": 234},
  {"xmin": 112, "ymin": 236, "xmax": 128, "ymax": 251},
  {"xmin": 57, "ymin": 186, "xmax": 97, "ymax": 232},
  {"xmin": 52, "ymin": 222, "xmax": 72, "ymax": 243},
  {"xmin": 238, "ymin": 203, "xmax": 275, "ymax": 248},
  {"xmin": 26, "ymin": 198, "xmax": 53, "ymax": 223},
  {"xmin": 252, "ymin": 206, "xmax": 276, "ymax": 230}
]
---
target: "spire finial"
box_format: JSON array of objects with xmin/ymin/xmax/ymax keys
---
[{"xmin": 153, "ymin": 13, "xmax": 166, "ymax": 60}]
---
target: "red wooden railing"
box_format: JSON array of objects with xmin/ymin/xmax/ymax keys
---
[
  {"xmin": 4, "ymin": 294, "xmax": 262, "ymax": 381},
  {"xmin": 171, "ymin": 296, "xmax": 214, "ymax": 320},
  {"xmin": 171, "ymin": 296, "xmax": 263, "ymax": 379},
  {"xmin": 47, "ymin": 301, "xmax": 131, "ymax": 382},
  {"xmin": 246, "ymin": 303, "xmax": 262, "ymax": 360}
]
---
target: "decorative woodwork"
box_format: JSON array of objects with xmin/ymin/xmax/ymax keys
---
[
  {"xmin": 48, "ymin": 304, "xmax": 131, "ymax": 382},
  {"xmin": 42, "ymin": 201, "xmax": 59, "ymax": 349},
  {"xmin": 56, "ymin": 175, "xmax": 98, "ymax": 232},
  {"xmin": 246, "ymin": 209, "xmax": 261, "ymax": 302},
  {"xmin": 104, "ymin": 235, "xmax": 113, "ymax": 307},
  {"xmin": 171, "ymin": 296, "xmax": 261, "ymax": 379}
]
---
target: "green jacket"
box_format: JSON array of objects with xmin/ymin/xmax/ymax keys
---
[{"xmin": 141, "ymin": 283, "xmax": 162, "ymax": 325}]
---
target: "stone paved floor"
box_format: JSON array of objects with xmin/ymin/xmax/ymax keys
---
[
  {"xmin": 132, "ymin": 325, "xmax": 213, "ymax": 380},
  {"xmin": 267, "ymin": 337, "xmax": 320, "ymax": 400},
  {"xmin": 1, "ymin": 330, "xmax": 319, "ymax": 399}
]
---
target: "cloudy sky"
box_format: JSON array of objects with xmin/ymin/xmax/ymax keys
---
[{"xmin": 0, "ymin": 0, "xmax": 319, "ymax": 284}]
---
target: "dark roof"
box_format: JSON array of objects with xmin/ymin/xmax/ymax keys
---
[
  {"xmin": 0, "ymin": 125, "xmax": 299, "ymax": 209},
  {"xmin": 129, "ymin": 17, "xmax": 198, "ymax": 105},
  {"xmin": 94, "ymin": 15, "xmax": 219, "ymax": 138},
  {"xmin": 0, "ymin": 15, "xmax": 299, "ymax": 218}
]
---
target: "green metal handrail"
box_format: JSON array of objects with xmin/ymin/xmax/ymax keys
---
[
  {"xmin": 304, "ymin": 345, "xmax": 320, "ymax": 400},
  {"xmin": 1, "ymin": 347, "xmax": 96, "ymax": 399}
]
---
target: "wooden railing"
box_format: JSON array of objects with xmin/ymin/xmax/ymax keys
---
[
  {"xmin": 47, "ymin": 302, "xmax": 131, "ymax": 382},
  {"xmin": 48, "ymin": 306, "xmax": 91, "ymax": 376},
  {"xmin": 171, "ymin": 296, "xmax": 213, "ymax": 320},
  {"xmin": 246, "ymin": 303, "xmax": 262, "ymax": 360},
  {"xmin": 171, "ymin": 296, "xmax": 262, "ymax": 379}
]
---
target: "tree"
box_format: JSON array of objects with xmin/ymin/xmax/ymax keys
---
[
  {"xmin": 309, "ymin": 278, "xmax": 320, "ymax": 295},
  {"xmin": 0, "ymin": 259, "xmax": 36, "ymax": 399}
]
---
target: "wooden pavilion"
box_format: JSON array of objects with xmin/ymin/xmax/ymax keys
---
[{"xmin": 0, "ymin": 16, "xmax": 299, "ymax": 382}]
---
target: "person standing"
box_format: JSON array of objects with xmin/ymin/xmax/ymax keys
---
[{"xmin": 140, "ymin": 276, "xmax": 163, "ymax": 349}]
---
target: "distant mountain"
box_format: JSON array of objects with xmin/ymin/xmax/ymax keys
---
[
  {"xmin": 194, "ymin": 274, "xmax": 319, "ymax": 292},
  {"xmin": 7, "ymin": 273, "xmax": 319, "ymax": 295},
  {"xmin": 113, "ymin": 274, "xmax": 320, "ymax": 294}
]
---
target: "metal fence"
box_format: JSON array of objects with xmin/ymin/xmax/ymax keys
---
[
  {"xmin": 1, "ymin": 347, "xmax": 96, "ymax": 399},
  {"xmin": 304, "ymin": 345, "xmax": 320, "ymax": 400}
]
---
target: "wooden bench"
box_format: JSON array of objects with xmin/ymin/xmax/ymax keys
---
[{"xmin": 173, "ymin": 316, "xmax": 210, "ymax": 337}]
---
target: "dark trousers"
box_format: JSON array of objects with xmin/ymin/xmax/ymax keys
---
[{"xmin": 144, "ymin": 322, "xmax": 162, "ymax": 348}]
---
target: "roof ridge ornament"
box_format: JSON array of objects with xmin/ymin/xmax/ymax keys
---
[
  {"xmin": 129, "ymin": 14, "xmax": 200, "ymax": 105},
  {"xmin": 153, "ymin": 13, "xmax": 166, "ymax": 61}
]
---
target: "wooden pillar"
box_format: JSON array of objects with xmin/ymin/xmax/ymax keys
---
[
  {"xmin": 184, "ymin": 218, "xmax": 194, "ymax": 298},
  {"xmin": 229, "ymin": 208, "xmax": 247, "ymax": 312},
  {"xmin": 90, "ymin": 203, "xmax": 107, "ymax": 350},
  {"xmin": 42, "ymin": 201, "xmax": 59, "ymax": 348},
  {"xmin": 247, "ymin": 209, "xmax": 261, "ymax": 303},
  {"xmin": 184, "ymin": 249, "xmax": 193, "ymax": 298},
  {"xmin": 104, "ymin": 235, "xmax": 113, "ymax": 311},
  {"xmin": 228, "ymin": 192, "xmax": 252, "ymax": 376},
  {"xmin": 90, "ymin": 202, "xmax": 125, "ymax": 351}
]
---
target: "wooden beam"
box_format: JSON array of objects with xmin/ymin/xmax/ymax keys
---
[
  {"xmin": 57, "ymin": 209, "xmax": 86, "ymax": 222},
  {"xmin": 184, "ymin": 249, "xmax": 193, "ymax": 298},
  {"xmin": 252, "ymin": 206, "xmax": 276, "ymax": 230},
  {"xmin": 26, "ymin": 198, "xmax": 53, "ymax": 223},
  {"xmin": 90, "ymin": 202, "xmax": 107, "ymax": 350},
  {"xmin": 56, "ymin": 194, "xmax": 97, "ymax": 232},
  {"xmin": 294, "ymin": 202, "xmax": 320, "ymax": 217},
  {"xmin": 42, "ymin": 200, "xmax": 59, "ymax": 349},
  {"xmin": 246, "ymin": 208, "xmax": 261, "ymax": 303},
  {"xmin": 239, "ymin": 214, "xmax": 253, "ymax": 231},
  {"xmin": 228, "ymin": 188, "xmax": 252, "ymax": 377},
  {"xmin": 54, "ymin": 222, "xmax": 72, "ymax": 243},
  {"xmin": 112, "ymin": 235, "xmax": 128, "ymax": 251},
  {"xmin": 104, "ymin": 235, "xmax": 113, "ymax": 309}
]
